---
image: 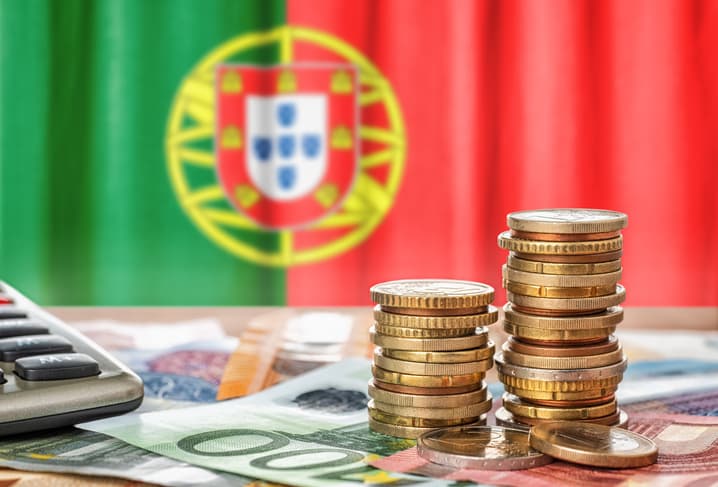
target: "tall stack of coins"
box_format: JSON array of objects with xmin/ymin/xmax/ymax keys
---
[
  {"xmin": 368, "ymin": 279, "xmax": 498, "ymax": 439},
  {"xmin": 495, "ymin": 209, "xmax": 629, "ymax": 429}
]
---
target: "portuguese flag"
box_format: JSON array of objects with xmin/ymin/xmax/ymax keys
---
[{"xmin": 1, "ymin": 0, "xmax": 716, "ymax": 306}]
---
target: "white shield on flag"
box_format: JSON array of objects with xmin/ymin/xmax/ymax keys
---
[{"xmin": 245, "ymin": 94, "xmax": 328, "ymax": 201}]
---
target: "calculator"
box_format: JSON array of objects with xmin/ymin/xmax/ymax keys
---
[{"xmin": 0, "ymin": 282, "xmax": 143, "ymax": 436}]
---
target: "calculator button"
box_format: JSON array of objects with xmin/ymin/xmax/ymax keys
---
[
  {"xmin": 0, "ymin": 321, "xmax": 49, "ymax": 338},
  {"xmin": 15, "ymin": 353, "xmax": 99, "ymax": 381},
  {"xmin": 0, "ymin": 309, "xmax": 27, "ymax": 320},
  {"xmin": 0, "ymin": 335, "xmax": 73, "ymax": 361}
]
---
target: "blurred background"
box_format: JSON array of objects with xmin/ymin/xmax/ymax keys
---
[{"xmin": 0, "ymin": 0, "xmax": 716, "ymax": 306}]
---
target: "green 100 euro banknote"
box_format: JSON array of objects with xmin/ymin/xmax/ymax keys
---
[{"xmin": 79, "ymin": 358, "xmax": 453, "ymax": 487}]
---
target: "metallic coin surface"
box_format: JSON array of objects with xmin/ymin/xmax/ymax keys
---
[
  {"xmin": 498, "ymin": 231, "xmax": 623, "ymax": 255},
  {"xmin": 370, "ymin": 279, "xmax": 494, "ymax": 310},
  {"xmin": 504, "ymin": 279, "xmax": 617, "ymax": 298},
  {"xmin": 498, "ymin": 373, "xmax": 623, "ymax": 392},
  {"xmin": 374, "ymin": 305, "xmax": 498, "ymax": 329},
  {"xmin": 507, "ymin": 305, "xmax": 611, "ymax": 317},
  {"xmin": 371, "ymin": 397, "xmax": 493, "ymax": 420},
  {"xmin": 372, "ymin": 365, "xmax": 485, "ymax": 388},
  {"xmin": 507, "ymin": 336, "xmax": 619, "ymax": 357},
  {"xmin": 507, "ymin": 209, "xmax": 628, "ymax": 234},
  {"xmin": 369, "ymin": 416, "xmax": 487, "ymax": 439},
  {"xmin": 513, "ymin": 249, "xmax": 623, "ymax": 264},
  {"xmin": 417, "ymin": 426, "xmax": 553, "ymax": 470},
  {"xmin": 496, "ymin": 407, "xmax": 628, "ymax": 429},
  {"xmin": 501, "ymin": 342, "xmax": 624, "ymax": 369},
  {"xmin": 372, "ymin": 380, "xmax": 484, "ymax": 396},
  {"xmin": 503, "ymin": 265, "xmax": 622, "ymax": 287},
  {"xmin": 529, "ymin": 421, "xmax": 658, "ymax": 468},
  {"xmin": 507, "ymin": 254, "xmax": 622, "ymax": 275},
  {"xmin": 368, "ymin": 380, "xmax": 488, "ymax": 407},
  {"xmin": 503, "ymin": 321, "xmax": 615, "ymax": 342},
  {"xmin": 374, "ymin": 350, "xmax": 492, "ymax": 376},
  {"xmin": 504, "ymin": 304, "xmax": 624, "ymax": 330},
  {"xmin": 502, "ymin": 394, "xmax": 617, "ymax": 420},
  {"xmin": 368, "ymin": 403, "xmax": 477, "ymax": 428},
  {"xmin": 510, "ymin": 230, "xmax": 621, "ymax": 241},
  {"xmin": 374, "ymin": 322, "xmax": 477, "ymax": 338},
  {"xmin": 507, "ymin": 285, "xmax": 626, "ymax": 311},
  {"xmin": 495, "ymin": 354, "xmax": 628, "ymax": 381},
  {"xmin": 370, "ymin": 326, "xmax": 489, "ymax": 351},
  {"xmin": 382, "ymin": 342, "xmax": 495, "ymax": 363},
  {"xmin": 506, "ymin": 388, "xmax": 616, "ymax": 407},
  {"xmin": 503, "ymin": 384, "xmax": 617, "ymax": 403}
]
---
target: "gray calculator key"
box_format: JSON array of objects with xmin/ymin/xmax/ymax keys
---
[
  {"xmin": 0, "ymin": 321, "xmax": 49, "ymax": 338},
  {"xmin": 0, "ymin": 309, "xmax": 28, "ymax": 320},
  {"xmin": 15, "ymin": 353, "xmax": 100, "ymax": 381},
  {"xmin": 0, "ymin": 335, "xmax": 73, "ymax": 361}
]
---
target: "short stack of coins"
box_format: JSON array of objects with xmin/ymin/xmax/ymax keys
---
[
  {"xmin": 495, "ymin": 209, "xmax": 629, "ymax": 429},
  {"xmin": 367, "ymin": 279, "xmax": 498, "ymax": 439}
]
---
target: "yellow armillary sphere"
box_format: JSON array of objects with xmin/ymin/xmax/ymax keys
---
[{"xmin": 166, "ymin": 26, "xmax": 406, "ymax": 266}]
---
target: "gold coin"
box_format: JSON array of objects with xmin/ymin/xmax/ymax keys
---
[
  {"xmin": 529, "ymin": 421, "xmax": 658, "ymax": 468},
  {"xmin": 374, "ymin": 305, "xmax": 498, "ymax": 329},
  {"xmin": 372, "ymin": 380, "xmax": 484, "ymax": 396},
  {"xmin": 506, "ymin": 209, "xmax": 628, "ymax": 234},
  {"xmin": 502, "ymin": 265, "xmax": 622, "ymax": 287},
  {"xmin": 498, "ymin": 373, "xmax": 623, "ymax": 392},
  {"xmin": 504, "ymin": 303, "xmax": 623, "ymax": 330},
  {"xmin": 369, "ymin": 416, "xmax": 486, "ymax": 439},
  {"xmin": 382, "ymin": 342, "xmax": 495, "ymax": 363},
  {"xmin": 368, "ymin": 379, "xmax": 488, "ymax": 408},
  {"xmin": 510, "ymin": 230, "xmax": 621, "ymax": 241},
  {"xmin": 508, "ymin": 304, "xmax": 611, "ymax": 318},
  {"xmin": 374, "ymin": 350, "xmax": 492, "ymax": 376},
  {"xmin": 497, "ymin": 407, "xmax": 626, "ymax": 428},
  {"xmin": 503, "ymin": 394, "xmax": 617, "ymax": 420},
  {"xmin": 498, "ymin": 231, "xmax": 623, "ymax": 255},
  {"xmin": 501, "ymin": 342, "xmax": 624, "ymax": 369},
  {"xmin": 370, "ymin": 279, "xmax": 495, "ymax": 311},
  {"xmin": 495, "ymin": 354, "xmax": 627, "ymax": 381},
  {"xmin": 503, "ymin": 321, "xmax": 616, "ymax": 342},
  {"xmin": 513, "ymin": 249, "xmax": 623, "ymax": 264},
  {"xmin": 368, "ymin": 403, "xmax": 478, "ymax": 428},
  {"xmin": 370, "ymin": 326, "xmax": 489, "ymax": 351},
  {"xmin": 417, "ymin": 426, "xmax": 554, "ymax": 470},
  {"xmin": 371, "ymin": 397, "xmax": 493, "ymax": 420},
  {"xmin": 507, "ymin": 254, "xmax": 622, "ymax": 275},
  {"xmin": 504, "ymin": 279, "xmax": 617, "ymax": 298},
  {"xmin": 507, "ymin": 284, "xmax": 626, "ymax": 311},
  {"xmin": 503, "ymin": 384, "xmax": 618, "ymax": 403},
  {"xmin": 373, "ymin": 365, "xmax": 485, "ymax": 388},
  {"xmin": 505, "ymin": 387, "xmax": 616, "ymax": 407},
  {"xmin": 507, "ymin": 336, "xmax": 619, "ymax": 357},
  {"xmin": 374, "ymin": 322, "xmax": 476, "ymax": 338}
]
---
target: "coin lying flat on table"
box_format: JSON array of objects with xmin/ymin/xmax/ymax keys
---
[
  {"xmin": 382, "ymin": 342, "xmax": 495, "ymax": 363},
  {"xmin": 370, "ymin": 279, "xmax": 494, "ymax": 313},
  {"xmin": 507, "ymin": 254, "xmax": 622, "ymax": 275},
  {"xmin": 529, "ymin": 421, "xmax": 657, "ymax": 468},
  {"xmin": 417, "ymin": 425, "xmax": 553, "ymax": 470},
  {"xmin": 507, "ymin": 209, "xmax": 628, "ymax": 234},
  {"xmin": 374, "ymin": 305, "xmax": 498, "ymax": 329},
  {"xmin": 370, "ymin": 326, "xmax": 489, "ymax": 351},
  {"xmin": 368, "ymin": 380, "xmax": 488, "ymax": 407}
]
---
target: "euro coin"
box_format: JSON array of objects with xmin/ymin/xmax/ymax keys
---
[
  {"xmin": 374, "ymin": 305, "xmax": 498, "ymax": 329},
  {"xmin": 370, "ymin": 326, "xmax": 489, "ymax": 351},
  {"xmin": 370, "ymin": 279, "xmax": 494, "ymax": 312},
  {"xmin": 372, "ymin": 380, "xmax": 484, "ymax": 396},
  {"xmin": 507, "ymin": 254, "xmax": 622, "ymax": 275},
  {"xmin": 382, "ymin": 342, "xmax": 495, "ymax": 363},
  {"xmin": 368, "ymin": 380, "xmax": 488, "ymax": 407},
  {"xmin": 417, "ymin": 426, "xmax": 553, "ymax": 470},
  {"xmin": 513, "ymin": 249, "xmax": 622, "ymax": 264},
  {"xmin": 504, "ymin": 304, "xmax": 623, "ymax": 330},
  {"xmin": 503, "ymin": 384, "xmax": 617, "ymax": 403},
  {"xmin": 507, "ymin": 285, "xmax": 626, "ymax": 311},
  {"xmin": 506, "ymin": 209, "xmax": 628, "ymax": 234},
  {"xmin": 508, "ymin": 304, "xmax": 614, "ymax": 318},
  {"xmin": 369, "ymin": 416, "xmax": 487, "ymax": 439},
  {"xmin": 373, "ymin": 322, "xmax": 477, "ymax": 338},
  {"xmin": 507, "ymin": 336, "xmax": 619, "ymax": 357},
  {"xmin": 496, "ymin": 407, "xmax": 628, "ymax": 429},
  {"xmin": 370, "ymin": 398, "xmax": 492, "ymax": 420},
  {"xmin": 529, "ymin": 421, "xmax": 658, "ymax": 468},
  {"xmin": 374, "ymin": 350, "xmax": 492, "ymax": 376},
  {"xmin": 495, "ymin": 354, "xmax": 627, "ymax": 381},
  {"xmin": 502, "ymin": 393, "xmax": 617, "ymax": 420},
  {"xmin": 501, "ymin": 342, "xmax": 624, "ymax": 369},
  {"xmin": 503, "ymin": 321, "xmax": 616, "ymax": 342},
  {"xmin": 498, "ymin": 373, "xmax": 623, "ymax": 392},
  {"xmin": 503, "ymin": 279, "xmax": 617, "ymax": 298},
  {"xmin": 502, "ymin": 265, "xmax": 622, "ymax": 287},
  {"xmin": 368, "ymin": 403, "xmax": 477, "ymax": 428},
  {"xmin": 498, "ymin": 231, "xmax": 623, "ymax": 255},
  {"xmin": 373, "ymin": 365, "xmax": 485, "ymax": 388},
  {"xmin": 509, "ymin": 230, "xmax": 621, "ymax": 241}
]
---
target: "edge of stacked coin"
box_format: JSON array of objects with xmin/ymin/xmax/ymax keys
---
[
  {"xmin": 368, "ymin": 279, "xmax": 498, "ymax": 439},
  {"xmin": 495, "ymin": 208, "xmax": 629, "ymax": 430}
]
